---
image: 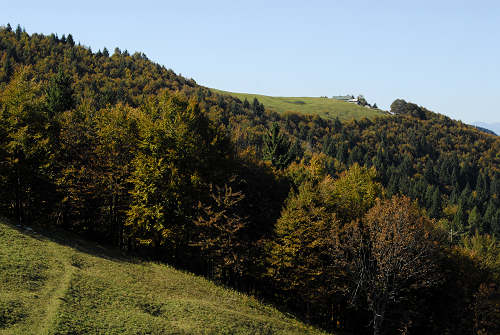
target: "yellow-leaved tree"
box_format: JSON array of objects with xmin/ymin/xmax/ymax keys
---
[
  {"xmin": 126, "ymin": 93, "xmax": 232, "ymax": 260},
  {"xmin": 269, "ymin": 159, "xmax": 383, "ymax": 329}
]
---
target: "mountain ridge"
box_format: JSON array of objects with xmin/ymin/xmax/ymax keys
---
[
  {"xmin": 473, "ymin": 121, "xmax": 500, "ymax": 136},
  {"xmin": 211, "ymin": 88, "xmax": 389, "ymax": 121}
]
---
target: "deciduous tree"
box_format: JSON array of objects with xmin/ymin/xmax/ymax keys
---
[{"xmin": 346, "ymin": 196, "xmax": 439, "ymax": 335}]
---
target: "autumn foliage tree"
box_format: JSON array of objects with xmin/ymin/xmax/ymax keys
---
[
  {"xmin": 92, "ymin": 105, "xmax": 139, "ymax": 245},
  {"xmin": 268, "ymin": 178, "xmax": 342, "ymax": 322},
  {"xmin": 472, "ymin": 283, "xmax": 500, "ymax": 335},
  {"xmin": 193, "ymin": 181, "xmax": 249, "ymax": 284},
  {"xmin": 0, "ymin": 66, "xmax": 54, "ymax": 223},
  {"xmin": 346, "ymin": 196, "xmax": 439, "ymax": 335},
  {"xmin": 269, "ymin": 160, "xmax": 383, "ymax": 329},
  {"xmin": 126, "ymin": 93, "xmax": 232, "ymax": 259}
]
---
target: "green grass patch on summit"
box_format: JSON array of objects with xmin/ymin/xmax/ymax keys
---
[{"xmin": 212, "ymin": 89, "xmax": 389, "ymax": 121}]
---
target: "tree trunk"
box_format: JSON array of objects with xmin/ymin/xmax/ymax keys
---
[
  {"xmin": 16, "ymin": 167, "xmax": 22, "ymax": 225},
  {"xmin": 373, "ymin": 313, "xmax": 382, "ymax": 335},
  {"xmin": 373, "ymin": 305, "xmax": 385, "ymax": 335}
]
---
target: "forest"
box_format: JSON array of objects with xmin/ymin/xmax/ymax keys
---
[{"xmin": 0, "ymin": 24, "xmax": 499, "ymax": 334}]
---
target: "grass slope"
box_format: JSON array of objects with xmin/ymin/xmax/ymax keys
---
[
  {"xmin": 212, "ymin": 89, "xmax": 389, "ymax": 121},
  {"xmin": 0, "ymin": 219, "xmax": 329, "ymax": 335}
]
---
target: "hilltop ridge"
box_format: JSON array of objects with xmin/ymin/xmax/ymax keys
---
[{"xmin": 211, "ymin": 89, "xmax": 389, "ymax": 121}]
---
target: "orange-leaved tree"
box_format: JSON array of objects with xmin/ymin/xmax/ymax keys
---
[{"xmin": 346, "ymin": 195, "xmax": 439, "ymax": 335}]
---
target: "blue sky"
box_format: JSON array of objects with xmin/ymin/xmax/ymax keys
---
[{"xmin": 3, "ymin": 0, "xmax": 500, "ymax": 123}]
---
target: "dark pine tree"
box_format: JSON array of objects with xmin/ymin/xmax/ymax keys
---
[
  {"xmin": 429, "ymin": 186, "xmax": 442, "ymax": 219},
  {"xmin": 243, "ymin": 98, "xmax": 250, "ymax": 109},
  {"xmin": 262, "ymin": 123, "xmax": 295, "ymax": 170},
  {"xmin": 45, "ymin": 71, "xmax": 75, "ymax": 116},
  {"xmin": 67, "ymin": 34, "xmax": 75, "ymax": 46}
]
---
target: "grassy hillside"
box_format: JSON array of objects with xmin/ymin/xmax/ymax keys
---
[
  {"xmin": 211, "ymin": 89, "xmax": 389, "ymax": 121},
  {"xmin": 0, "ymin": 220, "xmax": 329, "ymax": 335}
]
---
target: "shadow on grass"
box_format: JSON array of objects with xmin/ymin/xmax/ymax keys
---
[
  {"xmin": 2, "ymin": 217, "xmax": 348, "ymax": 334},
  {"xmin": 1, "ymin": 217, "xmax": 138, "ymax": 266}
]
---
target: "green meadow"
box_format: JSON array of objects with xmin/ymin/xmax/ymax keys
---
[
  {"xmin": 0, "ymin": 219, "xmax": 330, "ymax": 335},
  {"xmin": 211, "ymin": 89, "xmax": 389, "ymax": 121}
]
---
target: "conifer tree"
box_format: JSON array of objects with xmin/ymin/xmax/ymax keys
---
[
  {"xmin": 429, "ymin": 186, "xmax": 442, "ymax": 218},
  {"xmin": 452, "ymin": 202, "xmax": 467, "ymax": 239},
  {"xmin": 467, "ymin": 206, "xmax": 482, "ymax": 233},
  {"xmin": 493, "ymin": 209, "xmax": 500, "ymax": 238},
  {"xmin": 460, "ymin": 183, "xmax": 472, "ymax": 208},
  {"xmin": 335, "ymin": 142, "xmax": 347, "ymax": 163},
  {"xmin": 262, "ymin": 123, "xmax": 295, "ymax": 170},
  {"xmin": 0, "ymin": 54, "xmax": 12, "ymax": 82},
  {"xmin": 483, "ymin": 200, "xmax": 496, "ymax": 234},
  {"xmin": 334, "ymin": 117, "xmax": 342, "ymax": 132},
  {"xmin": 424, "ymin": 159, "xmax": 435, "ymax": 184},
  {"xmin": 475, "ymin": 172, "xmax": 489, "ymax": 208},
  {"xmin": 45, "ymin": 71, "xmax": 75, "ymax": 116},
  {"xmin": 450, "ymin": 182, "xmax": 460, "ymax": 204},
  {"xmin": 252, "ymin": 97, "xmax": 264, "ymax": 116},
  {"xmin": 67, "ymin": 33, "xmax": 74, "ymax": 46},
  {"xmin": 15, "ymin": 25, "xmax": 22, "ymax": 40},
  {"xmin": 490, "ymin": 175, "xmax": 499, "ymax": 203}
]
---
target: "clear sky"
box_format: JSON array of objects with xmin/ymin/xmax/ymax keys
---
[{"xmin": 3, "ymin": 0, "xmax": 500, "ymax": 123}]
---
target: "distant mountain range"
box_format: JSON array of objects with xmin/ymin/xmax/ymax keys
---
[{"xmin": 472, "ymin": 122, "xmax": 500, "ymax": 135}]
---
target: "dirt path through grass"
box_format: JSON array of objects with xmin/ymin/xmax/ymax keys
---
[{"xmin": 37, "ymin": 258, "xmax": 75, "ymax": 335}]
